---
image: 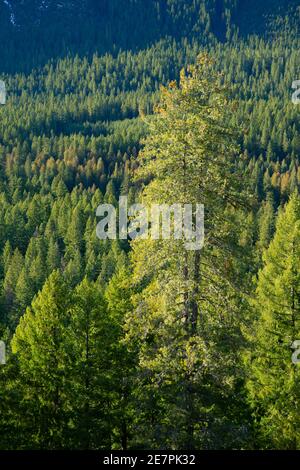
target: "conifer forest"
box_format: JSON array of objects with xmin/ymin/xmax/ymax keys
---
[{"xmin": 0, "ymin": 0, "xmax": 300, "ymax": 452}]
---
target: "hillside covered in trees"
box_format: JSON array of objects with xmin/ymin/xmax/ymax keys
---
[{"xmin": 0, "ymin": 0, "xmax": 300, "ymax": 450}]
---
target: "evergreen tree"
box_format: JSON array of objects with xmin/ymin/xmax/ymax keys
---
[
  {"xmin": 105, "ymin": 266, "xmax": 136, "ymax": 450},
  {"xmin": 11, "ymin": 271, "xmax": 73, "ymax": 448},
  {"xmin": 247, "ymin": 192, "xmax": 300, "ymax": 449},
  {"xmin": 66, "ymin": 278, "xmax": 112, "ymax": 449}
]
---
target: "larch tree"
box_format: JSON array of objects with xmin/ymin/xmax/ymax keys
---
[{"xmin": 125, "ymin": 54, "xmax": 250, "ymax": 449}]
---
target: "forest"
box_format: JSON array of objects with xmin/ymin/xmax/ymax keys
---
[{"xmin": 0, "ymin": 0, "xmax": 300, "ymax": 450}]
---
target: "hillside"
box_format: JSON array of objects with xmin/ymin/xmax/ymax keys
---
[{"xmin": 0, "ymin": 0, "xmax": 299, "ymax": 71}]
